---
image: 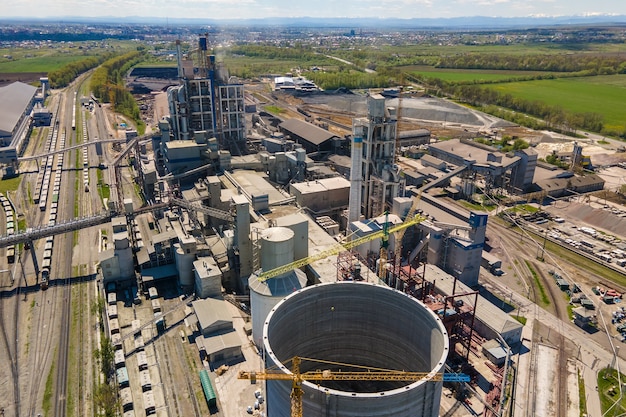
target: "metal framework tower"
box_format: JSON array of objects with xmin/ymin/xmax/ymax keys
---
[{"xmin": 168, "ymin": 35, "xmax": 246, "ymax": 153}]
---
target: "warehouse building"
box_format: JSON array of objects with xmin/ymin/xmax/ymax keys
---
[
  {"xmin": 396, "ymin": 129, "xmax": 431, "ymax": 147},
  {"xmin": 192, "ymin": 298, "xmax": 242, "ymax": 364},
  {"xmin": 429, "ymin": 138, "xmax": 537, "ymax": 193},
  {"xmin": 0, "ymin": 82, "xmax": 38, "ymax": 164},
  {"xmin": 278, "ymin": 118, "xmax": 341, "ymax": 155},
  {"xmin": 289, "ymin": 177, "xmax": 351, "ymax": 214},
  {"xmin": 536, "ymin": 174, "xmax": 605, "ymax": 198}
]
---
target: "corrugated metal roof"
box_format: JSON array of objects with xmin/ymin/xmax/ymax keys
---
[
  {"xmin": 279, "ymin": 118, "xmax": 337, "ymax": 146},
  {"xmin": 201, "ymin": 331, "xmax": 241, "ymax": 355},
  {"xmin": 0, "ymin": 82, "xmax": 37, "ymax": 137},
  {"xmin": 192, "ymin": 298, "xmax": 232, "ymax": 331}
]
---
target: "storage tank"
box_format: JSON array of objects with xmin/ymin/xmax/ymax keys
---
[
  {"xmin": 174, "ymin": 243, "xmax": 195, "ymax": 287},
  {"xmin": 249, "ymin": 227, "xmax": 307, "ymax": 347},
  {"xmin": 276, "ymin": 213, "xmax": 309, "ymax": 264},
  {"xmin": 263, "ymin": 281, "xmax": 448, "ymax": 417}
]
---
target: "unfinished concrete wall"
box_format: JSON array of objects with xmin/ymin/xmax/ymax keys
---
[{"xmin": 263, "ymin": 281, "xmax": 448, "ymax": 417}]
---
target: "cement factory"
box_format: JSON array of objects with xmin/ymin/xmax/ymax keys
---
[
  {"xmin": 5, "ymin": 31, "xmax": 624, "ymax": 417},
  {"xmin": 71, "ymin": 34, "xmax": 527, "ymax": 417}
]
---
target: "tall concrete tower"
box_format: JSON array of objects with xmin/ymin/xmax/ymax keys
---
[{"xmin": 350, "ymin": 94, "xmax": 404, "ymax": 219}]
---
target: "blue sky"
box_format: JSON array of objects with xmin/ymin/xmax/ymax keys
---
[{"xmin": 4, "ymin": 0, "xmax": 626, "ymax": 20}]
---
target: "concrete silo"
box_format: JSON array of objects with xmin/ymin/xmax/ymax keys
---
[
  {"xmin": 248, "ymin": 227, "xmax": 307, "ymax": 348},
  {"xmin": 263, "ymin": 281, "xmax": 449, "ymax": 417},
  {"xmin": 174, "ymin": 241, "xmax": 196, "ymax": 288}
]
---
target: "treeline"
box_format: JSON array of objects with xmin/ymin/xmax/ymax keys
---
[
  {"xmin": 307, "ymin": 70, "xmax": 394, "ymax": 90},
  {"xmin": 435, "ymin": 53, "xmax": 626, "ymax": 74},
  {"xmin": 91, "ymin": 51, "xmax": 146, "ymax": 135},
  {"xmin": 228, "ymin": 44, "xmax": 319, "ymax": 62},
  {"xmin": 48, "ymin": 54, "xmax": 113, "ymax": 88}
]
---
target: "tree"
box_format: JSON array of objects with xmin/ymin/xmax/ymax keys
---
[{"xmin": 94, "ymin": 383, "xmax": 119, "ymax": 417}]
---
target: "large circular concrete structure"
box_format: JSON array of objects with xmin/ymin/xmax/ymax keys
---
[{"xmin": 263, "ymin": 281, "xmax": 449, "ymax": 417}]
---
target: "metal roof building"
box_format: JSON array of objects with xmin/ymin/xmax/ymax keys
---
[
  {"xmin": 0, "ymin": 82, "xmax": 38, "ymax": 164},
  {"xmin": 192, "ymin": 298, "xmax": 233, "ymax": 337},
  {"xmin": 279, "ymin": 118, "xmax": 340, "ymax": 154},
  {"xmin": 289, "ymin": 177, "xmax": 351, "ymax": 214}
]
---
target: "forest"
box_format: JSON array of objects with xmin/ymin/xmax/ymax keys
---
[
  {"xmin": 90, "ymin": 50, "xmax": 147, "ymax": 134},
  {"xmin": 48, "ymin": 54, "xmax": 113, "ymax": 88}
]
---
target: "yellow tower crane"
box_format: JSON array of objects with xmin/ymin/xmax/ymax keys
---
[
  {"xmin": 238, "ymin": 356, "xmax": 469, "ymax": 417},
  {"xmin": 256, "ymin": 214, "xmax": 426, "ymax": 282}
]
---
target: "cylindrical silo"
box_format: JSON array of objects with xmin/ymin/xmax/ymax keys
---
[
  {"xmin": 260, "ymin": 227, "xmax": 294, "ymax": 272},
  {"xmin": 174, "ymin": 243, "xmax": 195, "ymax": 287},
  {"xmin": 263, "ymin": 281, "xmax": 449, "ymax": 417},
  {"xmin": 249, "ymin": 227, "xmax": 307, "ymax": 348}
]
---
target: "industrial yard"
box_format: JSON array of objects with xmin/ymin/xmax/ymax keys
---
[{"xmin": 1, "ymin": 30, "xmax": 626, "ymax": 417}]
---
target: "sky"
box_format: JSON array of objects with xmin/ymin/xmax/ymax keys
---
[{"xmin": 4, "ymin": 0, "xmax": 626, "ymax": 20}]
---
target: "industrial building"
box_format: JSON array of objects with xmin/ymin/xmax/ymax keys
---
[
  {"xmin": 428, "ymin": 138, "xmax": 537, "ymax": 193},
  {"xmin": 0, "ymin": 81, "xmax": 39, "ymax": 164},
  {"xmin": 165, "ymin": 35, "xmax": 246, "ymax": 158},
  {"xmin": 278, "ymin": 118, "xmax": 341, "ymax": 155},
  {"xmin": 349, "ymin": 94, "xmax": 404, "ymax": 222},
  {"xmin": 94, "ymin": 74, "xmax": 537, "ymax": 417},
  {"xmin": 536, "ymin": 173, "xmax": 605, "ymax": 197}
]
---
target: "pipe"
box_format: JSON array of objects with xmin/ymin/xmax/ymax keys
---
[{"xmin": 176, "ymin": 40, "xmax": 183, "ymax": 79}]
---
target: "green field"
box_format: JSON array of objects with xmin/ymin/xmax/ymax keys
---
[
  {"xmin": 404, "ymin": 66, "xmax": 551, "ymax": 82},
  {"xmin": 0, "ymin": 40, "xmax": 137, "ymax": 73},
  {"xmin": 0, "ymin": 54, "xmax": 91, "ymax": 73},
  {"xmin": 486, "ymin": 75, "xmax": 626, "ymax": 131}
]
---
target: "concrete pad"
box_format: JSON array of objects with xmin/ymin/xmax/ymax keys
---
[
  {"xmin": 534, "ymin": 343, "xmax": 558, "ymax": 416},
  {"xmin": 567, "ymin": 360, "xmax": 580, "ymax": 417}
]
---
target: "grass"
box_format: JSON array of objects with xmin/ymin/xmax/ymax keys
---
[
  {"xmin": 265, "ymin": 105, "xmax": 286, "ymax": 115},
  {"xmin": 487, "ymin": 75, "xmax": 626, "ymax": 132},
  {"xmin": 512, "ymin": 315, "xmax": 527, "ymax": 325},
  {"xmin": 459, "ymin": 199, "xmax": 496, "ymax": 212},
  {"xmin": 510, "ymin": 204, "xmax": 540, "ymax": 214},
  {"xmin": 42, "ymin": 351, "xmax": 56, "ymax": 416},
  {"xmin": 598, "ymin": 367, "xmax": 626, "ymax": 415},
  {"xmin": 578, "ymin": 369, "xmax": 587, "ymax": 417},
  {"xmin": 0, "ymin": 55, "xmax": 89, "ymax": 73},
  {"xmin": 525, "ymin": 260, "xmax": 551, "ymax": 307},
  {"xmin": 0, "ymin": 175, "xmax": 22, "ymax": 194},
  {"xmin": 567, "ymin": 304, "xmax": 575, "ymax": 321},
  {"xmin": 534, "ymin": 234, "xmax": 626, "ymax": 287}
]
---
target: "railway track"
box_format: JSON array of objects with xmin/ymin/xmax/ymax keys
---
[
  {"xmin": 54, "ymin": 276, "xmax": 71, "ymax": 417},
  {"xmin": 24, "ymin": 278, "xmax": 58, "ymax": 417},
  {"xmin": 52, "ymin": 82, "xmax": 80, "ymax": 417},
  {"xmin": 156, "ymin": 333, "xmax": 181, "ymax": 417},
  {"xmin": 489, "ymin": 219, "xmax": 573, "ymax": 416},
  {"xmin": 172, "ymin": 334, "xmax": 202, "ymax": 417},
  {"xmin": 0, "ymin": 267, "xmax": 21, "ymax": 416}
]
